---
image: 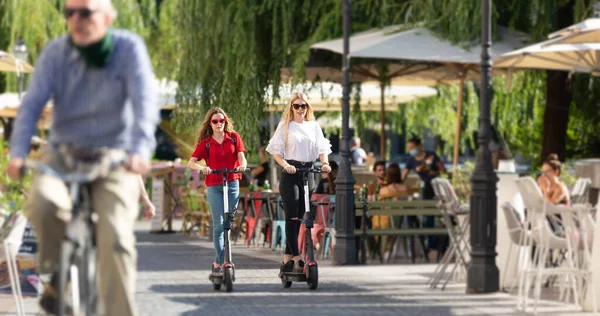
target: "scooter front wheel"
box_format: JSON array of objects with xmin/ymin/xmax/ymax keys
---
[
  {"xmin": 224, "ymin": 267, "xmax": 234, "ymax": 292},
  {"xmin": 307, "ymin": 265, "xmax": 318, "ymax": 290}
]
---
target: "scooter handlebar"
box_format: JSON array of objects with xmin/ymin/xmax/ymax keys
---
[
  {"xmin": 210, "ymin": 168, "xmax": 249, "ymax": 174},
  {"xmin": 290, "ymin": 167, "xmax": 323, "ymax": 174}
]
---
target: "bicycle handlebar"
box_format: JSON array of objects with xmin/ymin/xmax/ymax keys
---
[{"xmin": 22, "ymin": 159, "xmax": 126, "ymax": 183}]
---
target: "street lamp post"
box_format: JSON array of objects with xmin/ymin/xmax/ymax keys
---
[
  {"xmin": 333, "ymin": 0, "xmax": 357, "ymax": 265},
  {"xmin": 467, "ymin": 0, "xmax": 499, "ymax": 293},
  {"xmin": 13, "ymin": 37, "xmax": 28, "ymax": 100}
]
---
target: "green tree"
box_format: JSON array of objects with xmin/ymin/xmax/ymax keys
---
[
  {"xmin": 2, "ymin": 0, "xmax": 163, "ymax": 91},
  {"xmin": 171, "ymin": 0, "xmax": 413, "ymax": 149}
]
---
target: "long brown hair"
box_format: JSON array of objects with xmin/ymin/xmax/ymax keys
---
[
  {"xmin": 275, "ymin": 91, "xmax": 316, "ymax": 149},
  {"xmin": 196, "ymin": 107, "xmax": 235, "ymax": 144},
  {"xmin": 386, "ymin": 163, "xmax": 402, "ymax": 184},
  {"xmin": 326, "ymin": 161, "xmax": 339, "ymax": 194}
]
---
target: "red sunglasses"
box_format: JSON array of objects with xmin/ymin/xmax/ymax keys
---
[{"xmin": 211, "ymin": 119, "xmax": 226, "ymax": 124}]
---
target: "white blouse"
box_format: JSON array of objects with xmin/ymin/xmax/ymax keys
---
[{"xmin": 266, "ymin": 120, "xmax": 332, "ymax": 162}]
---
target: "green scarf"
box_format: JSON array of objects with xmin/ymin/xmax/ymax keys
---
[{"xmin": 71, "ymin": 30, "xmax": 115, "ymax": 68}]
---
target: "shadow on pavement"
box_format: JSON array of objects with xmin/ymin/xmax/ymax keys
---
[
  {"xmin": 163, "ymin": 282, "xmax": 465, "ymax": 316},
  {"xmin": 136, "ymin": 230, "xmax": 286, "ymax": 272}
]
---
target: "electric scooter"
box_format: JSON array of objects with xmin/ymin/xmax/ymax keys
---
[
  {"xmin": 208, "ymin": 168, "xmax": 246, "ymax": 292},
  {"xmin": 279, "ymin": 167, "xmax": 322, "ymax": 290}
]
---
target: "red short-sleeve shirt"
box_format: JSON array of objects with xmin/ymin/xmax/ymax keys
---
[{"xmin": 191, "ymin": 132, "xmax": 246, "ymax": 186}]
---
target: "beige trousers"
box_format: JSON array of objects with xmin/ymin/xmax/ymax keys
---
[{"xmin": 24, "ymin": 150, "xmax": 140, "ymax": 316}]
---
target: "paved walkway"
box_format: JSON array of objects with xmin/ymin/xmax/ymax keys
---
[{"xmin": 0, "ymin": 221, "xmax": 594, "ymax": 315}]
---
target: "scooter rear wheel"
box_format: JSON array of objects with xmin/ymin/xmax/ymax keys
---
[
  {"xmin": 213, "ymin": 283, "xmax": 221, "ymax": 290},
  {"xmin": 281, "ymin": 277, "xmax": 292, "ymax": 288}
]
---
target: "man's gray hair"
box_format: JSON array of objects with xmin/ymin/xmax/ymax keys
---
[
  {"xmin": 351, "ymin": 137, "xmax": 360, "ymax": 146},
  {"xmin": 97, "ymin": 0, "xmax": 117, "ymax": 19}
]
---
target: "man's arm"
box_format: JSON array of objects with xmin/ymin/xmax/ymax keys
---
[
  {"xmin": 9, "ymin": 46, "xmax": 56, "ymax": 159},
  {"xmin": 126, "ymin": 35, "xmax": 160, "ymax": 161},
  {"xmin": 251, "ymin": 165, "xmax": 265, "ymax": 177},
  {"xmin": 138, "ymin": 175, "xmax": 155, "ymax": 218},
  {"xmin": 401, "ymin": 168, "xmax": 409, "ymax": 182}
]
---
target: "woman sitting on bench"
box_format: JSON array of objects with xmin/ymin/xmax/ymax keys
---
[{"xmin": 373, "ymin": 163, "xmax": 408, "ymax": 254}]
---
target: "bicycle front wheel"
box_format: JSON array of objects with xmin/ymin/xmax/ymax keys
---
[
  {"xmin": 57, "ymin": 240, "xmax": 74, "ymax": 316},
  {"xmin": 82, "ymin": 230, "xmax": 98, "ymax": 316}
]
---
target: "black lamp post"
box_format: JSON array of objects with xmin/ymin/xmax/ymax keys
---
[
  {"xmin": 12, "ymin": 37, "xmax": 28, "ymax": 100},
  {"xmin": 333, "ymin": 0, "xmax": 357, "ymax": 265},
  {"xmin": 467, "ymin": 0, "xmax": 499, "ymax": 293}
]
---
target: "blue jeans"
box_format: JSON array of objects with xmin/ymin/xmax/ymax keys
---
[{"xmin": 206, "ymin": 180, "xmax": 239, "ymax": 264}]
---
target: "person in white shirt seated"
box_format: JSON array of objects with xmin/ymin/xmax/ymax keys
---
[
  {"xmin": 350, "ymin": 136, "xmax": 367, "ymax": 166},
  {"xmin": 266, "ymin": 91, "xmax": 332, "ymax": 275}
]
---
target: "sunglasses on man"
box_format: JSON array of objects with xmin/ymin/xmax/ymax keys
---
[{"xmin": 64, "ymin": 7, "xmax": 97, "ymax": 19}]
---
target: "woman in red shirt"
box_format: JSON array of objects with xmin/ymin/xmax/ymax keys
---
[{"xmin": 187, "ymin": 107, "xmax": 247, "ymax": 274}]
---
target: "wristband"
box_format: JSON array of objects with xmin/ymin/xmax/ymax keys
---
[{"xmin": 322, "ymin": 162, "xmax": 330, "ymax": 165}]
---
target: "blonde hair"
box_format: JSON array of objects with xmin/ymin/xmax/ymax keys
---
[
  {"xmin": 196, "ymin": 107, "xmax": 235, "ymax": 144},
  {"xmin": 276, "ymin": 91, "xmax": 315, "ymax": 149}
]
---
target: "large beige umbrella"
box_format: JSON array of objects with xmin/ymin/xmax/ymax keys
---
[
  {"xmin": 543, "ymin": 18, "xmax": 600, "ymax": 45},
  {"xmin": 306, "ymin": 24, "xmax": 527, "ymax": 168},
  {"xmin": 494, "ymin": 39, "xmax": 600, "ymax": 74},
  {"xmin": 266, "ymin": 82, "xmax": 437, "ymax": 112},
  {"xmin": 0, "ymin": 51, "xmax": 33, "ymax": 73}
]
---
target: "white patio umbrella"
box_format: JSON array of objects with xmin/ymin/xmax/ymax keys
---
[
  {"xmin": 0, "ymin": 51, "xmax": 33, "ymax": 73},
  {"xmin": 265, "ymin": 82, "xmax": 436, "ymax": 148},
  {"xmin": 543, "ymin": 17, "xmax": 600, "ymax": 45},
  {"xmin": 265, "ymin": 82, "xmax": 437, "ymax": 112},
  {"xmin": 494, "ymin": 39, "xmax": 600, "ymax": 75},
  {"xmin": 306, "ymin": 24, "xmax": 527, "ymax": 168}
]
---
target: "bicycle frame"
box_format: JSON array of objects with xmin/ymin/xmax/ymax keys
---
[
  {"xmin": 24, "ymin": 158, "xmax": 123, "ymax": 316},
  {"xmin": 62, "ymin": 181, "xmax": 95, "ymax": 316}
]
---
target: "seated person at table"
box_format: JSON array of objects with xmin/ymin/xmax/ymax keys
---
[
  {"xmin": 372, "ymin": 163, "xmax": 407, "ymax": 254},
  {"xmin": 350, "ymin": 137, "xmax": 367, "ymax": 166},
  {"xmin": 537, "ymin": 154, "xmax": 570, "ymax": 206},
  {"xmin": 378, "ymin": 163, "xmax": 408, "ymax": 199},
  {"xmin": 367, "ymin": 160, "xmax": 387, "ymax": 199},
  {"xmin": 315, "ymin": 160, "xmax": 338, "ymax": 194},
  {"xmin": 251, "ymin": 146, "xmax": 270, "ymax": 187},
  {"xmin": 373, "ymin": 163, "xmax": 407, "ymax": 228}
]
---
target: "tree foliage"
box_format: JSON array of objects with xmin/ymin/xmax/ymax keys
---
[
  {"xmin": 1, "ymin": 0, "xmax": 160, "ymax": 90},
  {"xmin": 2, "ymin": 0, "xmax": 600, "ymax": 161}
]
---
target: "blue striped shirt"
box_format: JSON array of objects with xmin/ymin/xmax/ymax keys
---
[{"xmin": 10, "ymin": 29, "xmax": 159, "ymax": 160}]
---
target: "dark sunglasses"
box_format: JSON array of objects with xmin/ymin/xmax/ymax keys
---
[
  {"xmin": 292, "ymin": 103, "xmax": 308, "ymax": 110},
  {"xmin": 64, "ymin": 8, "xmax": 97, "ymax": 19},
  {"xmin": 211, "ymin": 119, "xmax": 226, "ymax": 124}
]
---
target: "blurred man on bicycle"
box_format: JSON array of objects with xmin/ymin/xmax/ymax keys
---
[{"xmin": 6, "ymin": 0, "xmax": 159, "ymax": 314}]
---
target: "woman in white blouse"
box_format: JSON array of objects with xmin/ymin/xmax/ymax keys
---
[{"xmin": 266, "ymin": 91, "xmax": 332, "ymax": 275}]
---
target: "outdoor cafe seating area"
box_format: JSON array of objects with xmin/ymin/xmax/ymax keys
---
[{"xmin": 147, "ymin": 159, "xmax": 600, "ymax": 313}]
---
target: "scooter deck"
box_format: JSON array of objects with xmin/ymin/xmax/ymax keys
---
[
  {"xmin": 209, "ymin": 273, "xmax": 225, "ymax": 284},
  {"xmin": 280, "ymin": 271, "xmax": 307, "ymax": 282}
]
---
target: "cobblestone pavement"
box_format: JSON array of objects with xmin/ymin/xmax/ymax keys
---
[{"xmin": 0, "ymin": 221, "xmax": 594, "ymax": 315}]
